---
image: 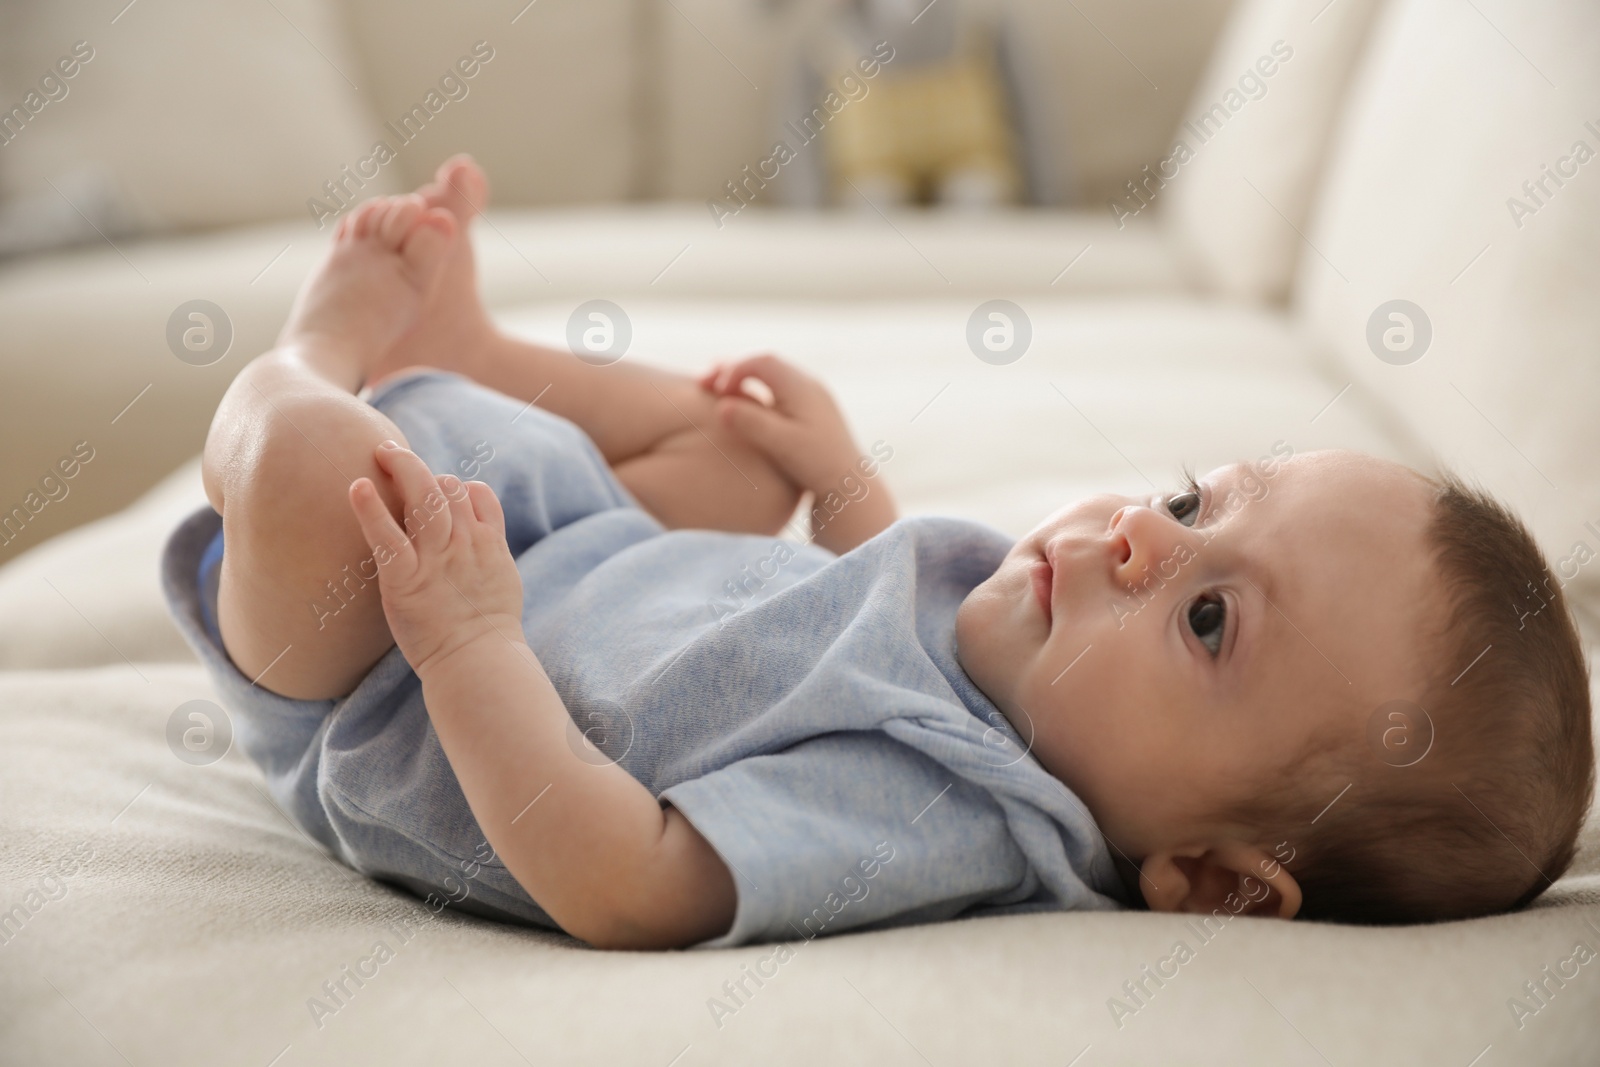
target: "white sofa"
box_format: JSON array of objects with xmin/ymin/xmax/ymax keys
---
[{"xmin": 3, "ymin": 0, "xmax": 1599, "ymax": 1063}]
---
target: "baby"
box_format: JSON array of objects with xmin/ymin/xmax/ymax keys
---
[{"xmin": 161, "ymin": 157, "xmax": 1594, "ymax": 950}]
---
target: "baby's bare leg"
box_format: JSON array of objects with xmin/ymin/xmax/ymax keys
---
[
  {"xmin": 367, "ymin": 156, "xmax": 802, "ymax": 535},
  {"xmin": 204, "ymin": 197, "xmax": 453, "ymax": 701},
  {"xmin": 209, "ymin": 360, "xmax": 410, "ymax": 700},
  {"xmin": 463, "ymin": 333, "xmax": 802, "ymax": 533}
]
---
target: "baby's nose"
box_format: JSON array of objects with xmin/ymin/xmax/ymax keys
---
[{"xmin": 1109, "ymin": 506, "xmax": 1185, "ymax": 584}]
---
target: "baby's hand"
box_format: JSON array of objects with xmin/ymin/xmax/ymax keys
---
[
  {"xmin": 348, "ymin": 441, "xmax": 525, "ymax": 676},
  {"xmin": 698, "ymin": 354, "xmax": 865, "ymax": 496}
]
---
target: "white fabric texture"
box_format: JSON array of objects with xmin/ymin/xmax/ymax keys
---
[
  {"xmin": 0, "ymin": 0, "xmax": 398, "ymax": 233},
  {"xmin": 1163, "ymin": 0, "xmax": 1384, "ymax": 303},
  {"xmin": 1295, "ymin": 0, "xmax": 1600, "ymax": 622}
]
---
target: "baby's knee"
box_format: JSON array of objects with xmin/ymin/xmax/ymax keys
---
[{"xmin": 231, "ymin": 392, "xmax": 408, "ymax": 548}]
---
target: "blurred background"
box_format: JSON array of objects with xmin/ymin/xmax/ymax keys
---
[
  {"xmin": 0, "ymin": 0, "xmax": 1239, "ymax": 558},
  {"xmin": 0, "ymin": 0, "xmax": 1596, "ymax": 640},
  {"xmin": 5, "ymin": 4, "xmax": 1600, "ymax": 1060}
]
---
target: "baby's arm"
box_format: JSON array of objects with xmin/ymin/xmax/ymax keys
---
[
  {"xmin": 348, "ymin": 441, "xmax": 734, "ymax": 950},
  {"xmin": 701, "ymin": 355, "xmax": 898, "ymax": 555},
  {"xmin": 431, "ymin": 334, "xmax": 804, "ymax": 536}
]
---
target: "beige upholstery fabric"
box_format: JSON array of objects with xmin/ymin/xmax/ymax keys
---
[
  {"xmin": 0, "ymin": 0, "xmax": 397, "ymax": 232},
  {"xmin": 0, "ymin": 661, "xmax": 1596, "ymax": 1063},
  {"xmin": 1295, "ymin": 0, "xmax": 1600, "ymax": 620},
  {"xmin": 1163, "ymin": 0, "xmax": 1385, "ymax": 303},
  {"xmin": 332, "ymin": 0, "xmax": 638, "ymax": 206},
  {"xmin": 977, "ymin": 0, "xmax": 1239, "ymax": 205},
  {"xmin": 0, "ymin": 457, "xmax": 201, "ymax": 669}
]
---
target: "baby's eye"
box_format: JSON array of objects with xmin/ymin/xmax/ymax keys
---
[
  {"xmin": 1166, "ymin": 491, "xmax": 1201, "ymax": 527},
  {"xmin": 1188, "ymin": 593, "xmax": 1226, "ymax": 656}
]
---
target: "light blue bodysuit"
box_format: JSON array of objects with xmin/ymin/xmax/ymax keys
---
[{"xmin": 161, "ymin": 370, "xmax": 1128, "ymax": 948}]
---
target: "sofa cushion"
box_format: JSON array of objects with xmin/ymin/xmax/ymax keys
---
[
  {"xmin": 1295, "ymin": 0, "xmax": 1600, "ymax": 620},
  {"xmin": 0, "ymin": 456, "xmax": 203, "ymax": 669},
  {"xmin": 1162, "ymin": 0, "xmax": 1385, "ymax": 303},
  {"xmin": 0, "ymin": 661, "xmax": 1596, "ymax": 1063},
  {"xmin": 0, "ymin": 0, "xmax": 396, "ymax": 235}
]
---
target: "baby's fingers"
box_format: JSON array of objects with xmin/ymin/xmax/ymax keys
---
[
  {"xmin": 696, "ymin": 362, "xmax": 724, "ymax": 392},
  {"xmin": 349, "ymin": 477, "xmax": 416, "ymax": 574},
  {"xmin": 439, "ymin": 473, "xmax": 475, "ymax": 541},
  {"xmin": 374, "ymin": 441, "xmax": 452, "ymax": 552},
  {"xmin": 712, "ymin": 353, "xmax": 801, "ymax": 411},
  {"xmin": 465, "ymin": 480, "xmax": 507, "ymax": 539}
]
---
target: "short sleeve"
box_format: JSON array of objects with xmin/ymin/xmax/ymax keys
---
[{"xmin": 659, "ymin": 731, "xmax": 1037, "ymax": 948}]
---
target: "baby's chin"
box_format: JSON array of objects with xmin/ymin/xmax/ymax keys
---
[{"xmin": 953, "ymin": 590, "xmax": 1007, "ymax": 697}]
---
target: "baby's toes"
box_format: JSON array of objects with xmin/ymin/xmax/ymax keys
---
[
  {"xmin": 422, "ymin": 154, "xmax": 489, "ymax": 224},
  {"xmin": 397, "ymin": 207, "xmax": 456, "ymax": 291},
  {"xmin": 379, "ymin": 193, "xmax": 427, "ymax": 248},
  {"xmin": 348, "ymin": 197, "xmax": 389, "ymax": 240}
]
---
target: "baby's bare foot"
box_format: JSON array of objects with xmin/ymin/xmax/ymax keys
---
[
  {"xmin": 367, "ymin": 155, "xmax": 498, "ymax": 385},
  {"xmin": 280, "ymin": 193, "xmax": 456, "ymax": 366}
]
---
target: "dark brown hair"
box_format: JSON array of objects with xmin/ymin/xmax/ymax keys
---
[{"xmin": 1237, "ymin": 472, "xmax": 1593, "ymax": 923}]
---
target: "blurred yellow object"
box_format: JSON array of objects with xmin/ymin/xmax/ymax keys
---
[{"xmin": 827, "ymin": 43, "xmax": 1020, "ymax": 207}]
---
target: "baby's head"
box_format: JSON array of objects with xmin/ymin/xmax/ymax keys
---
[{"xmin": 956, "ymin": 446, "xmax": 1593, "ymax": 922}]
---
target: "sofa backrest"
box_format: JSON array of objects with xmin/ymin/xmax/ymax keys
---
[
  {"xmin": 0, "ymin": 0, "xmax": 1236, "ymax": 234},
  {"xmin": 1295, "ymin": 0, "xmax": 1600, "ymax": 621},
  {"xmin": 0, "ymin": 0, "xmax": 398, "ymax": 233},
  {"xmin": 1161, "ymin": 0, "xmax": 1386, "ymax": 303},
  {"xmin": 330, "ymin": 0, "xmax": 640, "ymax": 205}
]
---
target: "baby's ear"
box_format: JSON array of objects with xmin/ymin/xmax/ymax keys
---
[{"xmin": 1139, "ymin": 841, "xmax": 1302, "ymax": 919}]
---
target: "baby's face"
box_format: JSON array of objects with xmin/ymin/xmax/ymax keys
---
[{"xmin": 955, "ymin": 448, "xmax": 1439, "ymax": 871}]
